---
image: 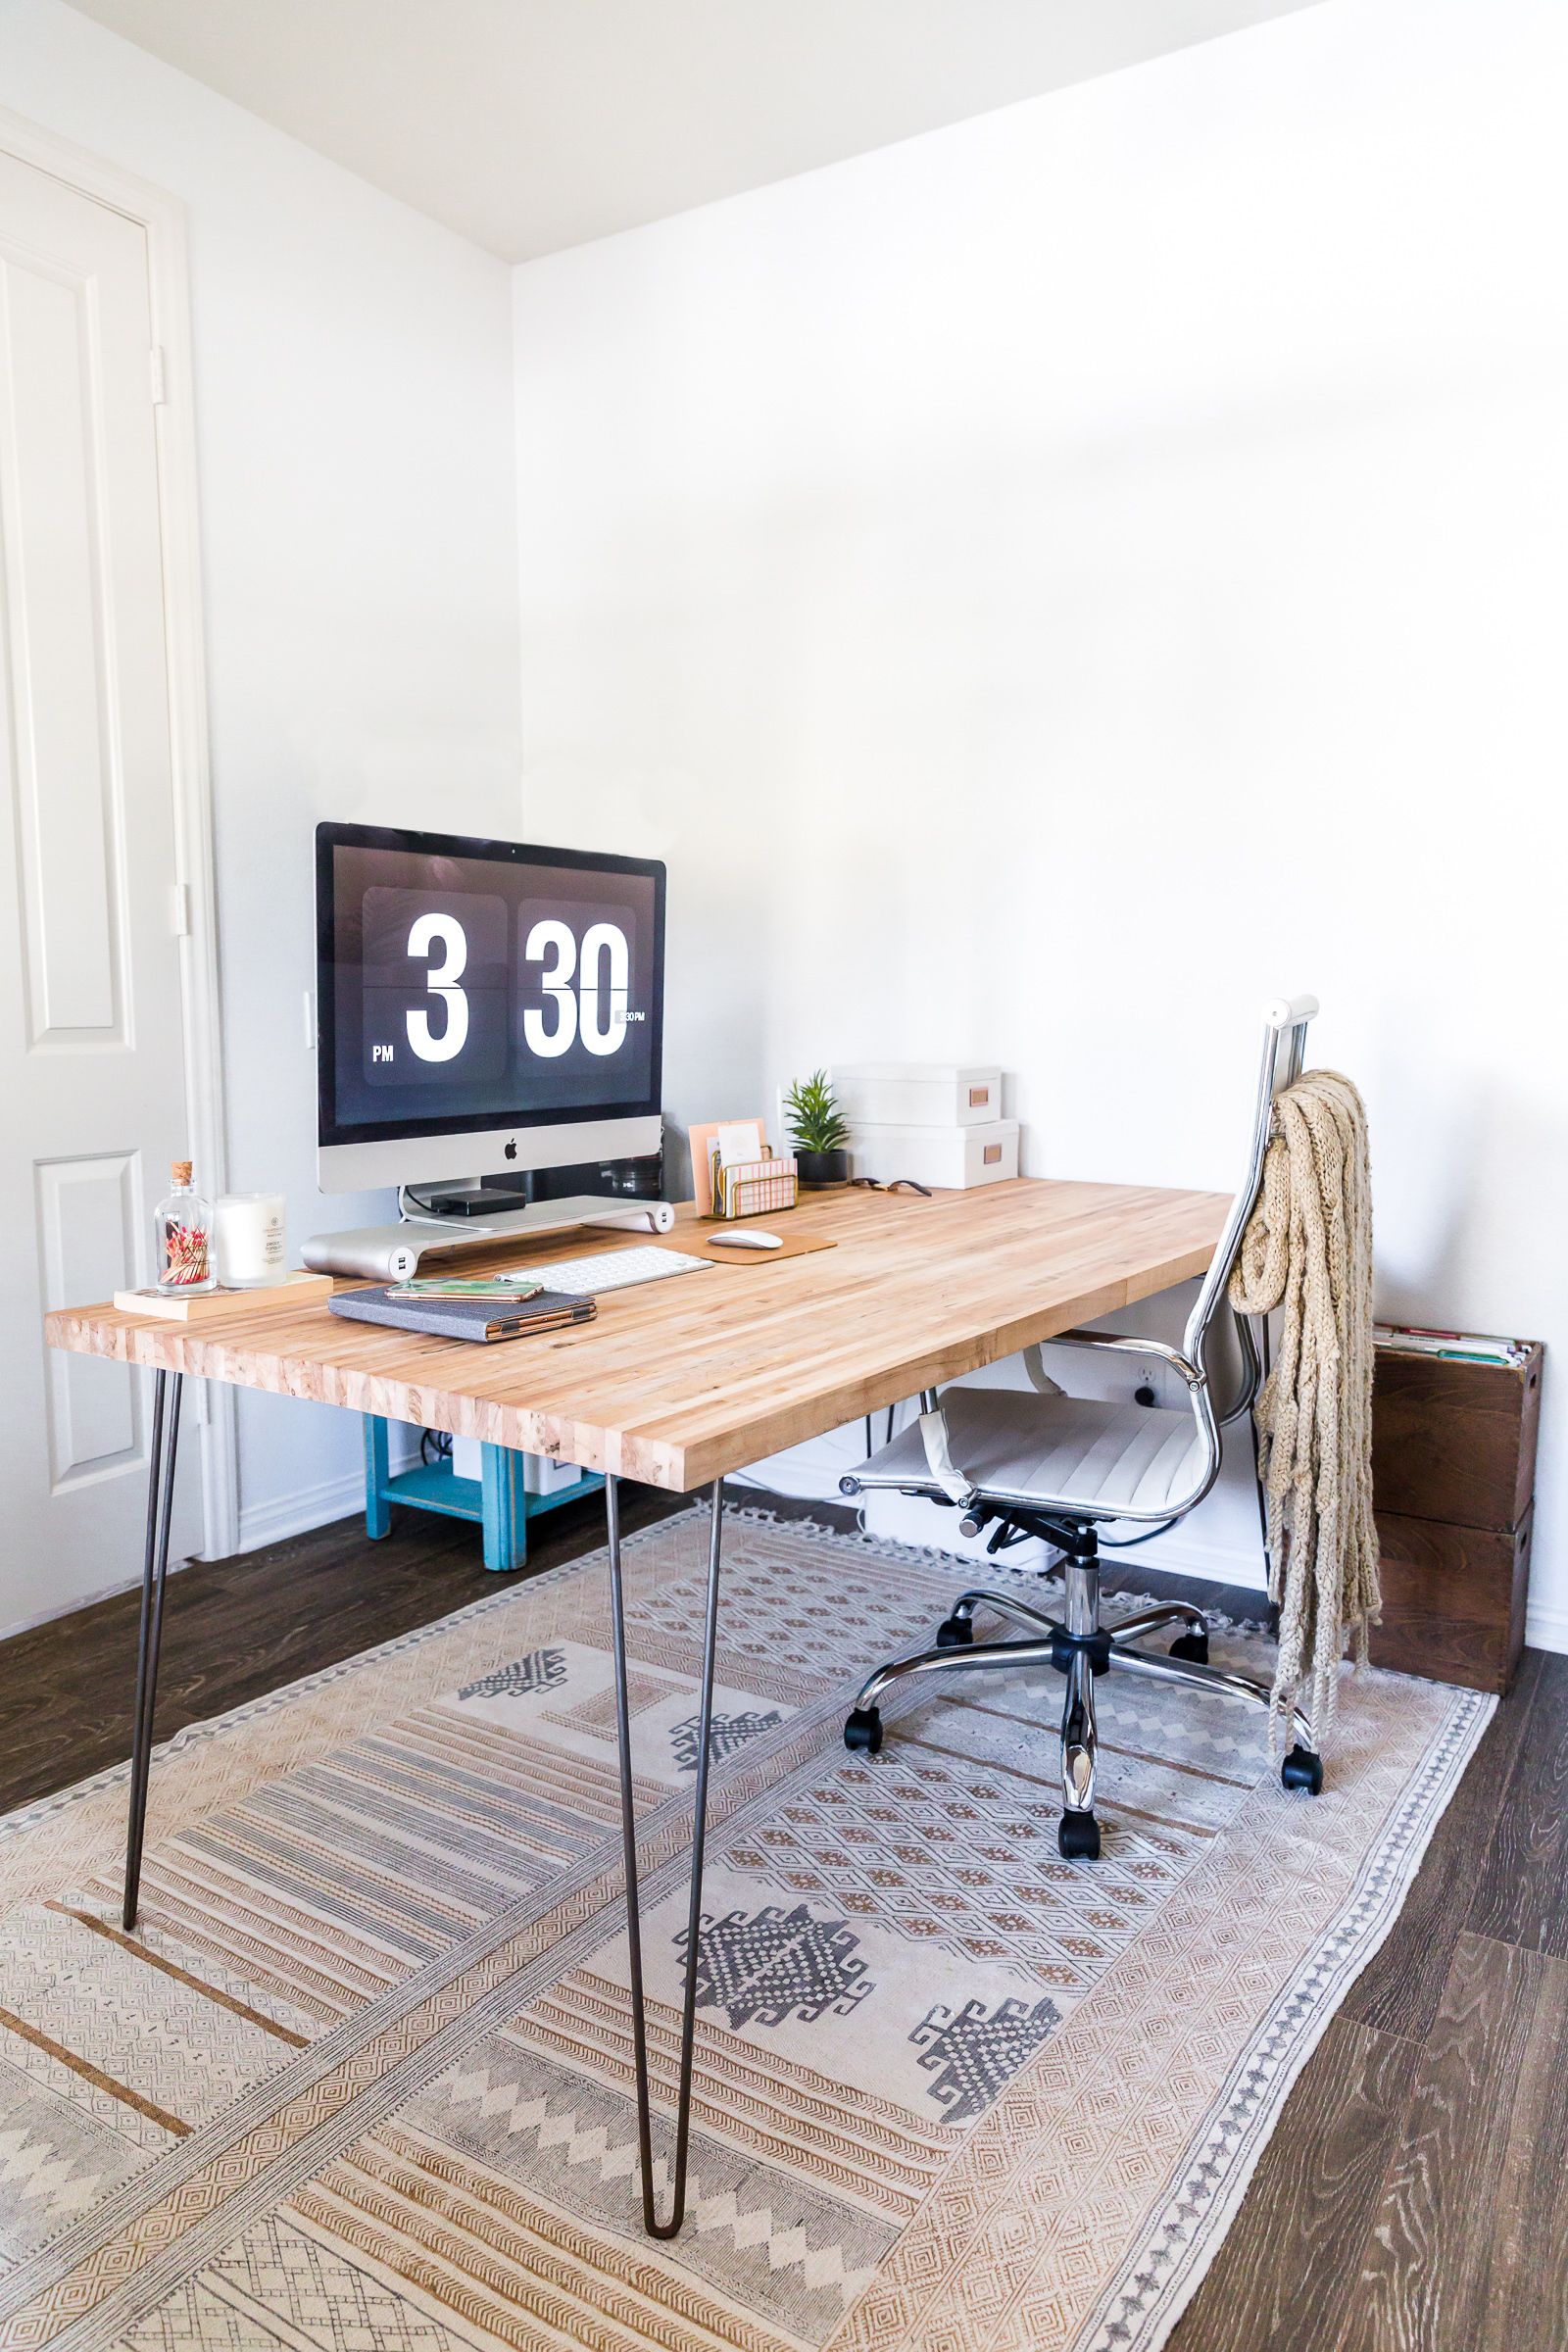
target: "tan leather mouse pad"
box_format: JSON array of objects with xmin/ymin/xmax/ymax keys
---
[{"xmin": 650, "ymin": 1227, "xmax": 837, "ymax": 1268}]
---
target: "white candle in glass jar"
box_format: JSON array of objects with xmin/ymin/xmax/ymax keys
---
[{"xmin": 214, "ymin": 1193, "xmax": 287, "ymax": 1288}]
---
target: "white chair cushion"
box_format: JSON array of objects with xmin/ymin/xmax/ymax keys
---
[{"xmin": 863, "ymin": 1388, "xmax": 1206, "ymax": 1516}]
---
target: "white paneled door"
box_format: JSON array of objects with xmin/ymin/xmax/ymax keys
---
[{"xmin": 0, "ymin": 150, "xmax": 203, "ymax": 1633}]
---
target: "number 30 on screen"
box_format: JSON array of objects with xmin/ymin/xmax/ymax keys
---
[
  {"xmin": 522, "ymin": 918, "xmax": 630, "ymax": 1056},
  {"xmin": 402, "ymin": 912, "xmax": 632, "ymax": 1064}
]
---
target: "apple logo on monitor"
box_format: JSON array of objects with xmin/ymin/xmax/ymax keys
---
[{"xmin": 504, "ymin": 1139, "xmax": 517, "ymax": 1160}]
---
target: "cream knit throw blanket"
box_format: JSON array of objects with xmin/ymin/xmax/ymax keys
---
[{"xmin": 1227, "ymin": 1069, "xmax": 1380, "ymax": 1748}]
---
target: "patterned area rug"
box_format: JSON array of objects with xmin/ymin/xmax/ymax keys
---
[{"xmin": 0, "ymin": 1507, "xmax": 1492, "ymax": 2352}]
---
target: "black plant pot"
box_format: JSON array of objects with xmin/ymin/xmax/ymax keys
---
[{"xmin": 795, "ymin": 1148, "xmax": 850, "ymax": 1189}]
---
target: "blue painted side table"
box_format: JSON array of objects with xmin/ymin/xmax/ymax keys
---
[{"xmin": 361, "ymin": 1416, "xmax": 603, "ymax": 1571}]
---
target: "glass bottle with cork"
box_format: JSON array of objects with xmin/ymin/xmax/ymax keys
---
[{"xmin": 154, "ymin": 1160, "xmax": 217, "ymax": 1294}]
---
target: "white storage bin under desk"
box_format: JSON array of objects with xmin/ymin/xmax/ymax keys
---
[
  {"xmin": 832, "ymin": 1062, "xmax": 1002, "ymax": 1128},
  {"xmin": 848, "ymin": 1117, "xmax": 1019, "ymax": 1190},
  {"xmin": 452, "ymin": 1433, "xmax": 585, "ymax": 1494}
]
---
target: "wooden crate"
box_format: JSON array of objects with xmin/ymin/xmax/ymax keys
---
[
  {"xmin": 1370, "ymin": 1344, "xmax": 1543, "ymax": 1531},
  {"xmin": 1367, "ymin": 1339, "xmax": 1543, "ymax": 1694},
  {"xmin": 1370, "ymin": 1506, "xmax": 1533, "ymax": 1694}
]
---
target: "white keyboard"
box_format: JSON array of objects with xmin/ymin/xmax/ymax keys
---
[{"xmin": 523, "ymin": 1246, "xmax": 712, "ymax": 1298}]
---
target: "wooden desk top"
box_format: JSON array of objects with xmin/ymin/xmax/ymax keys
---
[{"xmin": 43, "ymin": 1179, "xmax": 1229, "ymax": 1493}]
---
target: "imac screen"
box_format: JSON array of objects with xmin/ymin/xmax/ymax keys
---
[{"xmin": 318, "ymin": 825, "xmax": 663, "ymax": 1147}]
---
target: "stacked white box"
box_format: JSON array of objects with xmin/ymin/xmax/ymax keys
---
[
  {"xmin": 832, "ymin": 1062, "xmax": 1016, "ymax": 1191},
  {"xmin": 832, "ymin": 1062, "xmax": 1001, "ymax": 1127},
  {"xmin": 522, "ymin": 1452, "xmax": 586, "ymax": 1495},
  {"xmin": 450, "ymin": 1433, "xmax": 584, "ymax": 1493}
]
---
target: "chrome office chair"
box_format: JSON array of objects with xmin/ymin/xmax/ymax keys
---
[{"xmin": 839, "ymin": 995, "xmax": 1323, "ymax": 1860}]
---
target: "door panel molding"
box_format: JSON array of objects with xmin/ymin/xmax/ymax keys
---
[
  {"xmin": 0, "ymin": 245, "xmax": 129, "ymax": 1051},
  {"xmin": 0, "ymin": 106, "xmax": 236, "ymax": 1558},
  {"xmin": 35, "ymin": 1150, "xmax": 144, "ymax": 1488}
]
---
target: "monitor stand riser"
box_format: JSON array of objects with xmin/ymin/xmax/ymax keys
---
[{"xmin": 301, "ymin": 1195, "xmax": 676, "ymax": 1283}]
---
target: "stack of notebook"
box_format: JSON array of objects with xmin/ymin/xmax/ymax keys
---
[
  {"xmin": 1373, "ymin": 1322, "xmax": 1532, "ymax": 1368},
  {"xmin": 331, "ymin": 1278, "xmax": 596, "ymax": 1345}
]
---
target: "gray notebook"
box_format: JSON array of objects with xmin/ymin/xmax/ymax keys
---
[{"xmin": 330, "ymin": 1287, "xmax": 597, "ymax": 1344}]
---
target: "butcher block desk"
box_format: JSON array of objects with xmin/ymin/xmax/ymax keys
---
[{"xmin": 44, "ymin": 1174, "xmax": 1228, "ymax": 2237}]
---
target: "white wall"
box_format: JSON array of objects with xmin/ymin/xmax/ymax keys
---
[
  {"xmin": 512, "ymin": 0, "xmax": 1568, "ymax": 1639},
  {"xmin": 5, "ymin": 0, "xmax": 521, "ymax": 1558}
]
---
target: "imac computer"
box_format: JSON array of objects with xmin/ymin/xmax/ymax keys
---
[{"xmin": 306, "ymin": 822, "xmax": 668, "ymax": 1277}]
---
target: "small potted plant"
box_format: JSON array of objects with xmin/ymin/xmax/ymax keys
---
[{"xmin": 784, "ymin": 1069, "xmax": 852, "ymax": 1188}]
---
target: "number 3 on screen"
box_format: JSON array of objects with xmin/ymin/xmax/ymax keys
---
[
  {"xmin": 523, "ymin": 918, "xmax": 629, "ymax": 1058},
  {"xmin": 405, "ymin": 912, "xmax": 469, "ymax": 1062}
]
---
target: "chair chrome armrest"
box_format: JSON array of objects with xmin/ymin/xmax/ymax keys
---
[{"xmin": 1048, "ymin": 1329, "xmax": 1205, "ymax": 1388}]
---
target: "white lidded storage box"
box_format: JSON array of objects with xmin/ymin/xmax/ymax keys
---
[
  {"xmin": 849, "ymin": 1118, "xmax": 1019, "ymax": 1191},
  {"xmin": 450, "ymin": 1433, "xmax": 584, "ymax": 1494},
  {"xmin": 522, "ymin": 1452, "xmax": 586, "ymax": 1496},
  {"xmin": 832, "ymin": 1062, "xmax": 1002, "ymax": 1129}
]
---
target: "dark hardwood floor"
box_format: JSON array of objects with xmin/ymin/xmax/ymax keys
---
[
  {"xmin": 2, "ymin": 1495, "xmax": 1562, "ymax": 2349},
  {"xmin": 1171, "ymin": 1642, "xmax": 1568, "ymax": 2352},
  {"xmin": 0, "ymin": 1482, "xmax": 682, "ymax": 1816}
]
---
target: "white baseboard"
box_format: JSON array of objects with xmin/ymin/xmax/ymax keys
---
[
  {"xmin": 1525, "ymin": 1599, "xmax": 1568, "ymax": 1655},
  {"xmin": 235, "ymin": 1431, "xmax": 420, "ymax": 1556},
  {"xmin": 0, "ymin": 1555, "xmax": 197, "ymax": 1646},
  {"xmin": 0, "ymin": 1436, "xmax": 425, "ymax": 1648},
  {"xmin": 1143, "ymin": 1526, "xmax": 1568, "ymax": 1658},
  {"xmin": 1065, "ymin": 1527, "xmax": 1568, "ymax": 1658},
  {"xmin": 760, "ymin": 1459, "xmax": 1568, "ymax": 1660},
  {"xmin": 235, "ymin": 1468, "xmax": 371, "ymax": 1555},
  {"xmin": 863, "ymin": 1511, "xmax": 1568, "ymax": 1656},
  {"xmin": 1113, "ymin": 1526, "xmax": 1269, "ymax": 1595}
]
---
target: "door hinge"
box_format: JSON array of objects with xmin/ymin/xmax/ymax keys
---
[
  {"xmin": 149, "ymin": 344, "xmax": 168, "ymax": 406},
  {"xmin": 170, "ymin": 880, "xmax": 191, "ymax": 938}
]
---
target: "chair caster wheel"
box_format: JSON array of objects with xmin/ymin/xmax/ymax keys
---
[
  {"xmin": 1057, "ymin": 1809, "xmax": 1101, "ymax": 1860},
  {"xmin": 844, "ymin": 1707, "xmax": 883, "ymax": 1754},
  {"xmin": 1281, "ymin": 1744, "xmax": 1324, "ymax": 1794},
  {"xmin": 1169, "ymin": 1631, "xmax": 1209, "ymax": 1665},
  {"xmin": 935, "ymin": 1614, "xmax": 973, "ymax": 1649}
]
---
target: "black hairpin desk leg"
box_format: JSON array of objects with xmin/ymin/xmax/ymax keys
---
[
  {"xmin": 122, "ymin": 1368, "xmax": 183, "ymax": 1931},
  {"xmin": 606, "ymin": 1472, "xmax": 723, "ymax": 2238}
]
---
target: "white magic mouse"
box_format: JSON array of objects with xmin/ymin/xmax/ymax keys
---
[{"xmin": 710, "ymin": 1229, "xmax": 784, "ymax": 1251}]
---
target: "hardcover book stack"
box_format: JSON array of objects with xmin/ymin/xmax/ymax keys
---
[{"xmin": 330, "ymin": 1275, "xmax": 596, "ymax": 1344}]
